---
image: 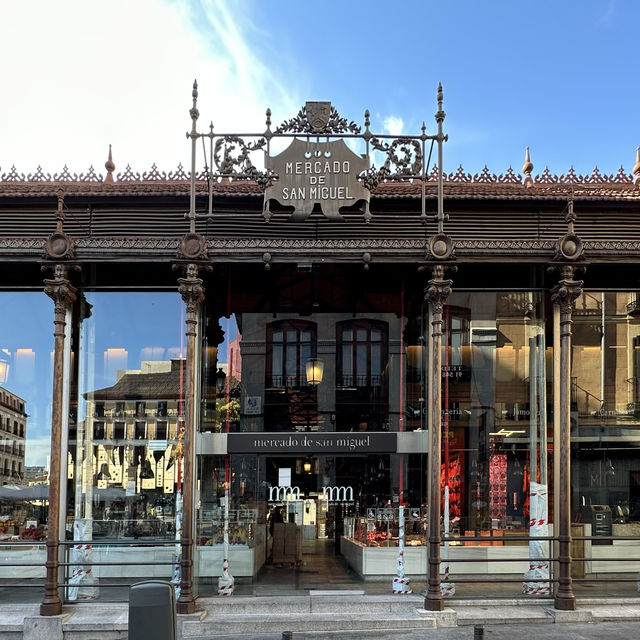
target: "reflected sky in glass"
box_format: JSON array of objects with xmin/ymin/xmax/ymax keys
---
[{"xmin": 0, "ymin": 292, "xmax": 54, "ymax": 467}]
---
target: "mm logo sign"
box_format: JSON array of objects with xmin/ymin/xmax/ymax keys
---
[
  {"xmin": 321, "ymin": 486, "xmax": 354, "ymax": 502},
  {"xmin": 268, "ymin": 486, "xmax": 301, "ymax": 501}
]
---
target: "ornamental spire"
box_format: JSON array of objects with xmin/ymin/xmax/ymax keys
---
[
  {"xmin": 104, "ymin": 144, "xmax": 115, "ymax": 184},
  {"xmin": 633, "ymin": 146, "xmax": 640, "ymax": 187},
  {"xmin": 523, "ymin": 146, "xmax": 533, "ymax": 187}
]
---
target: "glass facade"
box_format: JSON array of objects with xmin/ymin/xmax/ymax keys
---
[
  {"xmin": 2, "ymin": 280, "xmax": 640, "ymax": 602},
  {"xmin": 64, "ymin": 291, "xmax": 184, "ymax": 600},
  {"xmin": 0, "ymin": 293, "xmax": 53, "ymax": 599},
  {"xmin": 570, "ymin": 292, "xmax": 640, "ymax": 594}
]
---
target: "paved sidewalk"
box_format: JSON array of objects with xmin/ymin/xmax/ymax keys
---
[{"xmin": 2, "ymin": 595, "xmax": 640, "ymax": 639}]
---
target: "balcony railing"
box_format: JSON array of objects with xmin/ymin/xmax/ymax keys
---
[
  {"xmin": 337, "ymin": 374, "xmax": 381, "ymax": 388},
  {"xmin": 267, "ymin": 374, "xmax": 311, "ymax": 388}
]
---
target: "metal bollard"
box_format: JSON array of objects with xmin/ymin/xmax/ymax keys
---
[
  {"xmin": 129, "ymin": 580, "xmax": 176, "ymax": 640},
  {"xmin": 474, "ymin": 624, "xmax": 485, "ymax": 640}
]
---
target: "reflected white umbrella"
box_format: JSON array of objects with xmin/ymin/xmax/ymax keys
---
[{"xmin": 0, "ymin": 483, "xmax": 49, "ymax": 500}]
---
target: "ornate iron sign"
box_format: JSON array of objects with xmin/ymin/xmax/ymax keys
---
[
  {"xmin": 264, "ymin": 137, "xmax": 369, "ymax": 220},
  {"xmin": 186, "ymin": 82, "xmax": 451, "ymax": 256}
]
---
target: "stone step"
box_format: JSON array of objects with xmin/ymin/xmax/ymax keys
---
[
  {"xmin": 182, "ymin": 631, "xmax": 436, "ymax": 640},
  {"xmin": 199, "ymin": 594, "xmax": 425, "ymax": 616},
  {"xmin": 441, "ymin": 604, "xmax": 554, "ymax": 626},
  {"xmin": 182, "ymin": 613, "xmax": 439, "ymax": 637}
]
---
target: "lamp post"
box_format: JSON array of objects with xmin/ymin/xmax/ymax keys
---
[{"xmin": 216, "ymin": 367, "xmax": 227, "ymax": 395}]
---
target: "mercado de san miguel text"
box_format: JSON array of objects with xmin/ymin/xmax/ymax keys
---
[{"xmin": 1, "ymin": 83, "xmax": 640, "ymax": 615}]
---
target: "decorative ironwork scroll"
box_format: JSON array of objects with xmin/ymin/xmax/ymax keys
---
[{"xmin": 186, "ymin": 83, "xmax": 448, "ymax": 226}]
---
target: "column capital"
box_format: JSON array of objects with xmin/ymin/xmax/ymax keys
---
[
  {"xmin": 424, "ymin": 263, "xmax": 454, "ymax": 314},
  {"xmin": 550, "ymin": 264, "xmax": 584, "ymax": 315},
  {"xmin": 177, "ymin": 262, "xmax": 205, "ymax": 313},
  {"xmin": 43, "ymin": 264, "xmax": 78, "ymax": 314}
]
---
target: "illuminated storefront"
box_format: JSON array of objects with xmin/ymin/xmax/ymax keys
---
[{"xmin": 1, "ymin": 88, "xmax": 640, "ymax": 614}]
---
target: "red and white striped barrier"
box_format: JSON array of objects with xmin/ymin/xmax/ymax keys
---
[
  {"xmin": 67, "ymin": 519, "xmax": 98, "ymax": 601},
  {"xmin": 440, "ymin": 486, "xmax": 455, "ymax": 597},
  {"xmin": 218, "ymin": 557, "xmax": 235, "ymax": 596},
  {"xmin": 171, "ymin": 490, "xmax": 183, "ymax": 598},
  {"xmin": 218, "ymin": 493, "xmax": 235, "ymax": 596},
  {"xmin": 440, "ymin": 559, "xmax": 455, "ymax": 597},
  {"xmin": 523, "ymin": 481, "xmax": 550, "ymax": 596},
  {"xmin": 392, "ymin": 506, "xmax": 413, "ymax": 594}
]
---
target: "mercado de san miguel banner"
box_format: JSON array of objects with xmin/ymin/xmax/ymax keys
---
[
  {"xmin": 227, "ymin": 432, "xmax": 397, "ymax": 455},
  {"xmin": 263, "ymin": 103, "xmax": 370, "ymax": 220}
]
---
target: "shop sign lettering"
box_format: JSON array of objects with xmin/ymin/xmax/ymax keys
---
[
  {"xmin": 228, "ymin": 432, "xmax": 397, "ymax": 454},
  {"xmin": 268, "ymin": 486, "xmax": 300, "ymax": 501},
  {"xmin": 321, "ymin": 486, "xmax": 353, "ymax": 502},
  {"xmin": 264, "ymin": 138, "xmax": 369, "ymax": 220}
]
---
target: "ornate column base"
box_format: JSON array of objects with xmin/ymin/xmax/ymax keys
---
[{"xmin": 554, "ymin": 592, "xmax": 577, "ymax": 610}]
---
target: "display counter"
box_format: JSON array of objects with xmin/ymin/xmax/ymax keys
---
[{"xmin": 340, "ymin": 521, "xmax": 640, "ymax": 579}]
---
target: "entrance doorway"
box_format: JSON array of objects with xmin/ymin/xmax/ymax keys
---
[{"xmin": 258, "ymin": 455, "xmax": 360, "ymax": 591}]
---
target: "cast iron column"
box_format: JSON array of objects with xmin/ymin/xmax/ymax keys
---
[
  {"xmin": 424, "ymin": 263, "xmax": 452, "ymax": 611},
  {"xmin": 550, "ymin": 264, "xmax": 582, "ymax": 611},
  {"xmin": 177, "ymin": 262, "xmax": 204, "ymax": 614},
  {"xmin": 41, "ymin": 264, "xmax": 77, "ymax": 616}
]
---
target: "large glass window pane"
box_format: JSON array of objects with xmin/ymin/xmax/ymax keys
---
[
  {"xmin": 570, "ymin": 291, "xmax": 640, "ymax": 596},
  {"xmin": 68, "ymin": 291, "xmax": 183, "ymax": 601},
  {"xmin": 433, "ymin": 291, "xmax": 550, "ymax": 598},
  {"xmin": 0, "ymin": 293, "xmax": 54, "ymax": 600}
]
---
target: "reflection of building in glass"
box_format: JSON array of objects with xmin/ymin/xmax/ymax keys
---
[
  {"xmin": 24, "ymin": 465, "xmax": 47, "ymax": 485},
  {"xmin": 70, "ymin": 360, "xmax": 185, "ymax": 524},
  {"xmin": 0, "ymin": 387, "xmax": 27, "ymax": 484}
]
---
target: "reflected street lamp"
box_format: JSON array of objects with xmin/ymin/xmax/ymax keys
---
[{"xmin": 305, "ymin": 358, "xmax": 324, "ymax": 385}]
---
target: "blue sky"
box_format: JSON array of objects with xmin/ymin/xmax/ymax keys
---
[{"xmin": 1, "ymin": 0, "xmax": 638, "ymax": 178}]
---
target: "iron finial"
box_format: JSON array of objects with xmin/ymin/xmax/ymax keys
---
[
  {"xmin": 266, "ymin": 108, "xmax": 272, "ymax": 129},
  {"xmin": 633, "ymin": 146, "xmax": 640, "ymax": 186},
  {"xmin": 190, "ymin": 80, "xmax": 199, "ymax": 124},
  {"xmin": 104, "ymin": 144, "xmax": 115, "ymax": 184},
  {"xmin": 364, "ymin": 109, "xmax": 370, "ymax": 129},
  {"xmin": 523, "ymin": 146, "xmax": 534, "ymax": 187},
  {"xmin": 56, "ymin": 190, "xmax": 65, "ymax": 231},
  {"xmin": 566, "ymin": 194, "xmax": 576, "ymax": 229},
  {"xmin": 435, "ymin": 83, "xmax": 446, "ymax": 125}
]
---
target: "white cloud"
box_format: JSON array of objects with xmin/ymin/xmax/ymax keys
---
[
  {"xmin": 0, "ymin": 0, "xmax": 301, "ymax": 175},
  {"xmin": 382, "ymin": 116, "xmax": 404, "ymax": 136}
]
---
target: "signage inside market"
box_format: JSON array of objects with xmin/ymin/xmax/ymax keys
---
[{"xmin": 227, "ymin": 431, "xmax": 397, "ymax": 455}]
